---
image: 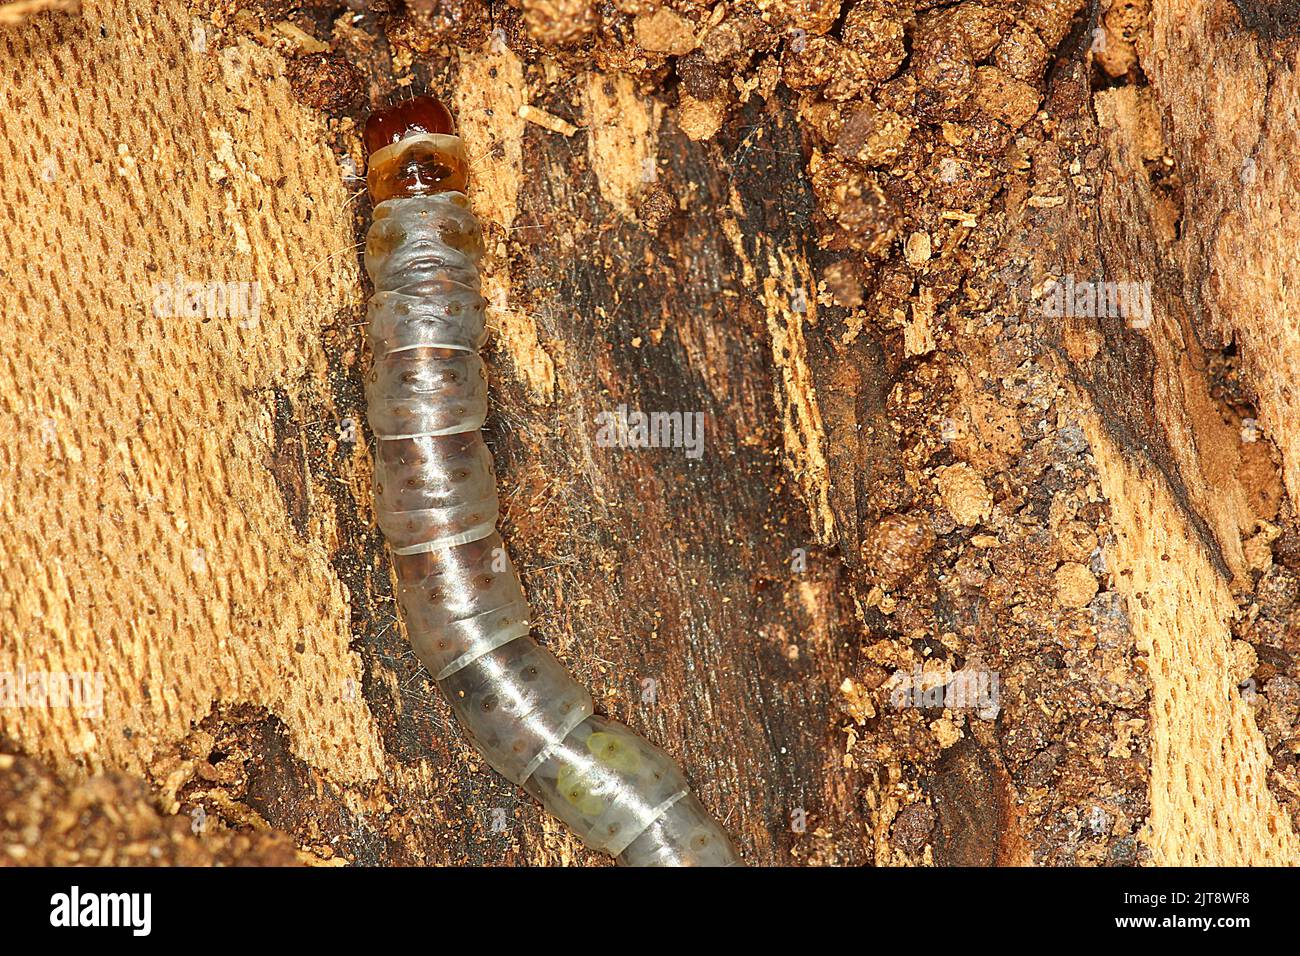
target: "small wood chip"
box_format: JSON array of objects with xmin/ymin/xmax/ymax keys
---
[
  {"xmin": 1054, "ymin": 562, "xmax": 1099, "ymax": 608},
  {"xmin": 518, "ymin": 104, "xmax": 578, "ymax": 137},
  {"xmin": 905, "ymin": 230, "xmax": 932, "ymax": 267},
  {"xmin": 274, "ymin": 21, "xmax": 330, "ymax": 55},
  {"xmin": 936, "ymin": 463, "xmax": 992, "ymax": 527}
]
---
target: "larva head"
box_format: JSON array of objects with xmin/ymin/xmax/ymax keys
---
[
  {"xmin": 365, "ymin": 95, "xmax": 467, "ymax": 202},
  {"xmin": 364, "ymin": 95, "xmax": 455, "ymax": 153}
]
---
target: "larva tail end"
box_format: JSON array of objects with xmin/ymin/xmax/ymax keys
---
[{"xmin": 364, "ymin": 95, "xmax": 455, "ymax": 155}]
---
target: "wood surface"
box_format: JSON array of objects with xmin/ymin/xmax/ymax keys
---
[{"xmin": 2, "ymin": 0, "xmax": 1299, "ymax": 866}]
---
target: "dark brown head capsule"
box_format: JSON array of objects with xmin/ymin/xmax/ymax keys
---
[
  {"xmin": 365, "ymin": 94, "xmax": 467, "ymax": 202},
  {"xmin": 364, "ymin": 95, "xmax": 455, "ymax": 153}
]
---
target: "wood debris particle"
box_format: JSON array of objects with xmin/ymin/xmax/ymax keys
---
[
  {"xmin": 905, "ymin": 230, "xmax": 932, "ymax": 266},
  {"xmin": 936, "ymin": 463, "xmax": 992, "ymax": 527},
  {"xmin": 931, "ymin": 717, "xmax": 963, "ymax": 748},
  {"xmin": 677, "ymin": 94, "xmax": 726, "ymax": 141},
  {"xmin": 862, "ymin": 514, "xmax": 935, "ymax": 589},
  {"xmin": 905, "ymin": 289, "xmax": 937, "ymax": 356},
  {"xmin": 518, "ymin": 104, "xmax": 578, "ymax": 137},
  {"xmin": 633, "ymin": 7, "xmax": 697, "ymax": 55},
  {"xmin": 274, "ymin": 21, "xmax": 330, "ymax": 55},
  {"xmin": 839, "ymin": 677, "xmax": 875, "ymax": 724},
  {"xmin": 1054, "ymin": 562, "xmax": 1099, "ymax": 608}
]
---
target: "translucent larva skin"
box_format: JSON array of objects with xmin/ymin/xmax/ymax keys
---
[
  {"xmin": 618, "ymin": 793, "xmax": 745, "ymax": 867},
  {"xmin": 522, "ymin": 715, "xmax": 689, "ymax": 855},
  {"xmin": 364, "ymin": 100, "xmax": 742, "ymax": 866}
]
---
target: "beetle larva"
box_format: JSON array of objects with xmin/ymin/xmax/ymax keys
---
[{"xmin": 362, "ymin": 95, "xmax": 743, "ymax": 866}]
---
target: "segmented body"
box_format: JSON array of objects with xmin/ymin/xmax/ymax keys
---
[{"xmin": 362, "ymin": 96, "xmax": 742, "ymax": 866}]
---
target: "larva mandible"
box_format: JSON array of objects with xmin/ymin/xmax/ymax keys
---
[{"xmin": 361, "ymin": 95, "xmax": 743, "ymax": 866}]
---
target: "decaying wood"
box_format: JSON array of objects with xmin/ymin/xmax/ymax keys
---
[
  {"xmin": 2, "ymin": 0, "xmax": 1299, "ymax": 866},
  {"xmin": 0, "ymin": 0, "xmax": 79, "ymax": 28}
]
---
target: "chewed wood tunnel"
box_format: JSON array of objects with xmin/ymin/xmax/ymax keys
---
[{"xmin": 361, "ymin": 94, "xmax": 743, "ymax": 866}]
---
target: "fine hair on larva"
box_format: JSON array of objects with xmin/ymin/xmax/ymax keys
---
[{"xmin": 361, "ymin": 93, "xmax": 743, "ymax": 866}]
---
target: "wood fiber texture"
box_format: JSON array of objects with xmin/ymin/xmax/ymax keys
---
[
  {"xmin": 1095, "ymin": 0, "xmax": 1300, "ymax": 863},
  {"xmin": 0, "ymin": 3, "xmax": 385, "ymax": 784}
]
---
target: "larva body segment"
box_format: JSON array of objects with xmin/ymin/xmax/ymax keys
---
[
  {"xmin": 620, "ymin": 793, "xmax": 744, "ymax": 866},
  {"xmin": 374, "ymin": 435, "xmax": 500, "ymax": 555},
  {"xmin": 362, "ymin": 96, "xmax": 742, "ymax": 867},
  {"xmin": 521, "ymin": 716, "xmax": 690, "ymax": 855}
]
